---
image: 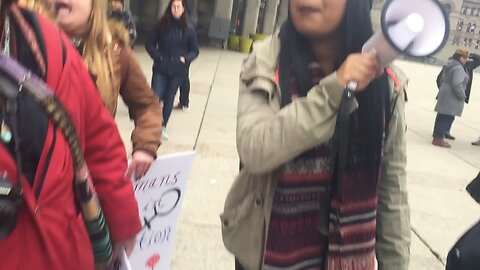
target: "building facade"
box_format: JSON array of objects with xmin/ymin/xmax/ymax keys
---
[
  {"xmin": 132, "ymin": 0, "xmax": 468, "ymax": 60},
  {"xmin": 131, "ymin": 0, "xmax": 288, "ymax": 43},
  {"xmin": 19, "ymin": 0, "xmax": 473, "ymax": 61}
]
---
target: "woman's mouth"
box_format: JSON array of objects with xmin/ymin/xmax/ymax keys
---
[
  {"xmin": 298, "ymin": 5, "xmax": 321, "ymax": 15},
  {"xmin": 54, "ymin": 2, "xmax": 72, "ymax": 18}
]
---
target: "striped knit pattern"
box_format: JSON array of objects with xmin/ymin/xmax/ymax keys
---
[
  {"xmin": 264, "ymin": 64, "xmax": 381, "ymax": 270},
  {"xmin": 264, "ymin": 145, "xmax": 332, "ymax": 270}
]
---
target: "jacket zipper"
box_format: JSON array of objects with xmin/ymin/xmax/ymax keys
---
[{"xmin": 34, "ymin": 126, "xmax": 57, "ymax": 200}]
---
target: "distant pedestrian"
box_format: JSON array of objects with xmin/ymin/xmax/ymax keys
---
[
  {"xmin": 175, "ymin": 0, "xmax": 198, "ymax": 111},
  {"xmin": 433, "ymin": 49, "xmax": 470, "ymax": 148},
  {"xmin": 221, "ymin": 0, "xmax": 410, "ymax": 269},
  {"xmin": 109, "ymin": 0, "xmax": 137, "ymax": 47},
  {"xmin": 146, "ymin": 0, "xmax": 199, "ymax": 139},
  {"xmin": 466, "ymin": 53, "xmax": 480, "ymax": 146}
]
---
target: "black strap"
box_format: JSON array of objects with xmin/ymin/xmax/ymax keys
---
[
  {"xmin": 331, "ymin": 89, "xmax": 355, "ymax": 202},
  {"xmin": 317, "ymin": 88, "xmax": 354, "ymax": 235},
  {"xmin": 35, "ymin": 126, "xmax": 56, "ymax": 199}
]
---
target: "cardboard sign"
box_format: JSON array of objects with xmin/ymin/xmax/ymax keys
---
[{"xmin": 128, "ymin": 151, "xmax": 195, "ymax": 270}]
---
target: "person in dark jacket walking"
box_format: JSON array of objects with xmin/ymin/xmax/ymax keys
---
[
  {"xmin": 464, "ymin": 53, "xmax": 480, "ymax": 104},
  {"xmin": 146, "ymin": 0, "xmax": 199, "ymax": 139},
  {"xmin": 175, "ymin": 0, "xmax": 198, "ymax": 111},
  {"xmin": 464, "ymin": 53, "xmax": 480, "ymax": 146},
  {"xmin": 433, "ymin": 49, "xmax": 470, "ymax": 148},
  {"xmin": 109, "ymin": 0, "xmax": 137, "ymax": 47}
]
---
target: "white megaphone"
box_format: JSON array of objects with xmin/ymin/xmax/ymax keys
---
[
  {"xmin": 363, "ymin": 0, "xmax": 449, "ymax": 66},
  {"xmin": 346, "ymin": 0, "xmax": 449, "ymax": 91}
]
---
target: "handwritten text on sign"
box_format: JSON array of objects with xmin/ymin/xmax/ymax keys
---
[{"xmin": 129, "ymin": 152, "xmax": 195, "ymax": 270}]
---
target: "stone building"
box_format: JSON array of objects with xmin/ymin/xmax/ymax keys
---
[{"xmin": 19, "ymin": 0, "xmax": 476, "ymax": 61}]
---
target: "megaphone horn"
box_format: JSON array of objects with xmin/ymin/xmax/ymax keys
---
[{"xmin": 362, "ymin": 0, "xmax": 450, "ymax": 66}]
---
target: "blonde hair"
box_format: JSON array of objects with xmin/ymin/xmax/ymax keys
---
[
  {"xmin": 82, "ymin": 0, "xmax": 116, "ymax": 113},
  {"xmin": 19, "ymin": 0, "xmax": 51, "ymax": 16}
]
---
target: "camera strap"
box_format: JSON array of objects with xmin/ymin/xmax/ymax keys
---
[{"xmin": 0, "ymin": 76, "xmax": 23, "ymax": 195}]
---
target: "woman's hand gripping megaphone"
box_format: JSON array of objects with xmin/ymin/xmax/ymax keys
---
[
  {"xmin": 336, "ymin": 52, "xmax": 384, "ymax": 92},
  {"xmin": 337, "ymin": 0, "xmax": 443, "ymax": 93}
]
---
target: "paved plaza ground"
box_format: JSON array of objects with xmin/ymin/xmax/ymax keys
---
[{"xmin": 113, "ymin": 46, "xmax": 480, "ymax": 269}]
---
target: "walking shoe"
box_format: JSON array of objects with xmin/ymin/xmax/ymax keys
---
[
  {"xmin": 432, "ymin": 137, "xmax": 451, "ymax": 148},
  {"xmin": 445, "ymin": 133, "xmax": 456, "ymax": 140},
  {"xmin": 472, "ymin": 139, "xmax": 480, "ymax": 146},
  {"xmin": 161, "ymin": 128, "xmax": 169, "ymax": 140},
  {"xmin": 174, "ymin": 103, "xmax": 189, "ymax": 111}
]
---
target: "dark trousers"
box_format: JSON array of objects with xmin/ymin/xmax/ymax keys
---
[
  {"xmin": 151, "ymin": 72, "xmax": 185, "ymax": 127},
  {"xmin": 433, "ymin": 113, "xmax": 455, "ymax": 138},
  {"xmin": 179, "ymin": 70, "xmax": 190, "ymax": 107}
]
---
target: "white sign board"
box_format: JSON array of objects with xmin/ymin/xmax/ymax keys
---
[{"xmin": 128, "ymin": 151, "xmax": 195, "ymax": 270}]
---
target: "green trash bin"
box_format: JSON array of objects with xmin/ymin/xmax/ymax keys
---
[
  {"xmin": 228, "ymin": 34, "xmax": 240, "ymax": 51},
  {"xmin": 239, "ymin": 37, "xmax": 253, "ymax": 53},
  {"xmin": 249, "ymin": 33, "xmax": 267, "ymax": 43}
]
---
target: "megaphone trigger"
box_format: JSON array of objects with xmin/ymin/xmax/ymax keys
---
[{"xmin": 346, "ymin": 81, "xmax": 358, "ymax": 96}]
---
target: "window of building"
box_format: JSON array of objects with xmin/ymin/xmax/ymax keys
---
[
  {"xmin": 470, "ymin": 23, "xmax": 477, "ymax": 33},
  {"xmin": 475, "ymin": 40, "xmax": 480, "ymax": 50},
  {"xmin": 467, "ymin": 22, "xmax": 471, "ymax": 32},
  {"xmin": 457, "ymin": 20, "xmax": 464, "ymax": 31},
  {"xmin": 467, "ymin": 7, "xmax": 472, "ymax": 15},
  {"xmin": 453, "ymin": 36, "xmax": 460, "ymax": 46},
  {"xmin": 462, "ymin": 6, "xmax": 467, "ymax": 14},
  {"xmin": 474, "ymin": 8, "xmax": 479, "ymax": 16}
]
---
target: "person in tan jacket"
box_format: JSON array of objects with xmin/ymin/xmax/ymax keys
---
[
  {"xmin": 49, "ymin": 0, "xmax": 162, "ymax": 180},
  {"xmin": 222, "ymin": 0, "xmax": 411, "ymax": 269}
]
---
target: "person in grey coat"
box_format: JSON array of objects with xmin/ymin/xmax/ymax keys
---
[{"xmin": 433, "ymin": 49, "xmax": 470, "ymax": 148}]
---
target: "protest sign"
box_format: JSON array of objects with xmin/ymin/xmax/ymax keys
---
[{"xmin": 128, "ymin": 151, "xmax": 195, "ymax": 270}]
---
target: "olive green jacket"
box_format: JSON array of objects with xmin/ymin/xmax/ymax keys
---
[{"xmin": 221, "ymin": 36, "xmax": 411, "ymax": 270}]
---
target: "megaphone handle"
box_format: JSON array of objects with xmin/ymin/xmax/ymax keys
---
[{"xmin": 346, "ymin": 81, "xmax": 357, "ymax": 97}]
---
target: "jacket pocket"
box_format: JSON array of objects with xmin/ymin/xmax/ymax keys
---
[
  {"xmin": 170, "ymin": 57, "xmax": 187, "ymax": 76},
  {"xmin": 153, "ymin": 57, "xmax": 167, "ymax": 74},
  {"xmin": 221, "ymin": 172, "xmax": 269, "ymax": 270}
]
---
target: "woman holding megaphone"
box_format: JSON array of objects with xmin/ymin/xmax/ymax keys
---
[{"xmin": 221, "ymin": 0, "xmax": 411, "ymax": 269}]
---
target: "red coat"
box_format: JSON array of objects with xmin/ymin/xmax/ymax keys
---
[{"xmin": 0, "ymin": 13, "xmax": 141, "ymax": 269}]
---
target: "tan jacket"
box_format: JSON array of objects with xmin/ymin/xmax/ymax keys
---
[
  {"xmin": 221, "ymin": 36, "xmax": 411, "ymax": 270},
  {"xmin": 106, "ymin": 21, "xmax": 162, "ymax": 156}
]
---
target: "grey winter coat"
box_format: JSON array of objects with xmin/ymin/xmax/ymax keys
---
[{"xmin": 435, "ymin": 59, "xmax": 469, "ymax": 116}]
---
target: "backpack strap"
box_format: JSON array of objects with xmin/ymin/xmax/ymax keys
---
[{"xmin": 35, "ymin": 15, "xmax": 64, "ymax": 89}]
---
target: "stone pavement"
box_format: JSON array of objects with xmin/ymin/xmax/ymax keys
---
[{"xmin": 113, "ymin": 46, "xmax": 480, "ymax": 269}]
